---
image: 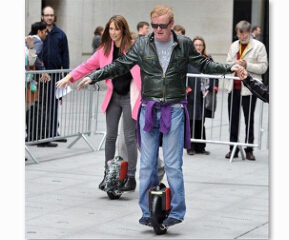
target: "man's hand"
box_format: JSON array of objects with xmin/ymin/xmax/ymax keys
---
[
  {"xmin": 26, "ymin": 35, "xmax": 34, "ymax": 49},
  {"xmin": 236, "ymin": 68, "xmax": 248, "ymax": 80},
  {"xmin": 40, "ymin": 73, "xmax": 51, "ymax": 83},
  {"xmin": 77, "ymin": 77, "xmax": 92, "ymax": 90},
  {"xmin": 235, "ymin": 59, "xmax": 247, "ymax": 69},
  {"xmin": 230, "ymin": 64, "xmax": 244, "ymax": 72},
  {"xmin": 56, "ymin": 74, "xmax": 72, "ymax": 88}
]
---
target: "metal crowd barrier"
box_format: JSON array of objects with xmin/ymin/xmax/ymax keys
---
[
  {"xmin": 25, "ymin": 69, "xmax": 269, "ymax": 164},
  {"xmin": 186, "ymin": 73, "xmax": 269, "ymax": 163},
  {"xmin": 25, "ymin": 69, "xmax": 98, "ymax": 163}
]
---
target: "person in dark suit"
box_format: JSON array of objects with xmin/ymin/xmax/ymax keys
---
[{"xmin": 40, "ymin": 6, "xmax": 70, "ymax": 146}]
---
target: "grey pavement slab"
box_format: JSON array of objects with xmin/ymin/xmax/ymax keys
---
[
  {"xmin": 25, "ymin": 90, "xmax": 269, "ymax": 239},
  {"xmin": 25, "ymin": 143, "xmax": 269, "ymax": 239}
]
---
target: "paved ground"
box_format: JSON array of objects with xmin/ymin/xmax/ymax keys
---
[{"xmin": 25, "ymin": 89, "xmax": 269, "ymax": 239}]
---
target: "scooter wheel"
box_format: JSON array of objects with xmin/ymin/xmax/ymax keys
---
[
  {"xmin": 151, "ymin": 195, "xmax": 167, "ymax": 235},
  {"xmin": 107, "ymin": 190, "xmax": 122, "ymax": 200}
]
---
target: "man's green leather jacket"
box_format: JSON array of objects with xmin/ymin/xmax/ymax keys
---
[{"xmin": 89, "ymin": 31, "xmax": 233, "ymax": 103}]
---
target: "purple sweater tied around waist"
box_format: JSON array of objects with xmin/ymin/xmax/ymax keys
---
[{"xmin": 137, "ymin": 99, "xmax": 191, "ymax": 149}]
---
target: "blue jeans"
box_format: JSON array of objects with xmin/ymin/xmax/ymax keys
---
[{"xmin": 138, "ymin": 105, "xmax": 186, "ymax": 221}]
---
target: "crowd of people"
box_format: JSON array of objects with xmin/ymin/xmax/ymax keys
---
[
  {"xmin": 25, "ymin": 6, "xmax": 69, "ymax": 148},
  {"xmin": 26, "ymin": 4, "xmax": 268, "ymax": 229}
]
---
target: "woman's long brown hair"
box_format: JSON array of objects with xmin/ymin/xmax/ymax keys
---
[{"xmin": 99, "ymin": 15, "xmax": 133, "ymax": 57}]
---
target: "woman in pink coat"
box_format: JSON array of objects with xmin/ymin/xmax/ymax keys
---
[{"xmin": 57, "ymin": 15, "xmax": 141, "ymax": 192}]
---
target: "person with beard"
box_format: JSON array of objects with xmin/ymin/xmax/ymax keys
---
[
  {"xmin": 38, "ymin": 6, "xmax": 70, "ymax": 146},
  {"xmin": 225, "ymin": 20, "xmax": 268, "ymax": 161}
]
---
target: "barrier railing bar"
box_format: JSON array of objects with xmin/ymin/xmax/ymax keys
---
[
  {"xmin": 219, "ymin": 80, "xmax": 226, "ymax": 141},
  {"xmin": 186, "ymin": 73, "xmax": 262, "ymax": 82},
  {"xmin": 93, "ymin": 83, "xmax": 106, "ymax": 151},
  {"xmin": 246, "ymin": 94, "xmax": 253, "ymax": 145},
  {"xmin": 25, "ymin": 145, "xmax": 39, "ymax": 164},
  {"xmin": 67, "ymin": 132, "xmax": 96, "ymax": 152}
]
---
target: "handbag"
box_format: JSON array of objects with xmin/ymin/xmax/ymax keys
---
[
  {"xmin": 25, "ymin": 64, "xmax": 39, "ymax": 103},
  {"xmin": 205, "ymin": 91, "xmax": 217, "ymax": 112},
  {"xmin": 26, "ymin": 83, "xmax": 39, "ymax": 103}
]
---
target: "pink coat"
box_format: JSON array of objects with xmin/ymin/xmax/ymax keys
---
[{"xmin": 69, "ymin": 41, "xmax": 141, "ymax": 120}]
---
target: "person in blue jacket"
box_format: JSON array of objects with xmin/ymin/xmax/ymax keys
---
[
  {"xmin": 39, "ymin": 6, "xmax": 70, "ymax": 146},
  {"xmin": 41, "ymin": 6, "xmax": 69, "ymax": 70}
]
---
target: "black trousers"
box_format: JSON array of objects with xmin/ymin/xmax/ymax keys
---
[
  {"xmin": 189, "ymin": 119, "xmax": 206, "ymax": 152},
  {"xmin": 228, "ymin": 89, "xmax": 257, "ymax": 153}
]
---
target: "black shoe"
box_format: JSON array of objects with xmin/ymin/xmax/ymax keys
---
[
  {"xmin": 53, "ymin": 138, "xmax": 67, "ymax": 143},
  {"xmin": 196, "ymin": 150, "xmax": 210, "ymax": 155},
  {"xmin": 118, "ymin": 177, "xmax": 136, "ymax": 192},
  {"xmin": 37, "ymin": 142, "xmax": 58, "ymax": 147},
  {"xmin": 187, "ymin": 150, "xmax": 195, "ymax": 155},
  {"xmin": 139, "ymin": 217, "xmax": 152, "ymax": 227},
  {"xmin": 53, "ymin": 133, "xmax": 68, "ymax": 142},
  {"xmin": 225, "ymin": 151, "xmax": 238, "ymax": 159},
  {"xmin": 163, "ymin": 217, "xmax": 182, "ymax": 227},
  {"xmin": 98, "ymin": 169, "xmax": 107, "ymax": 191}
]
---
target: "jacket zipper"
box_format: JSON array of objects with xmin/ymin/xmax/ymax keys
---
[
  {"xmin": 151, "ymin": 41, "xmax": 178, "ymax": 102},
  {"xmin": 161, "ymin": 42, "xmax": 178, "ymax": 102}
]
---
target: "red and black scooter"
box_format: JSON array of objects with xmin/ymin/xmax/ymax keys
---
[
  {"xmin": 149, "ymin": 183, "xmax": 171, "ymax": 235},
  {"xmin": 102, "ymin": 156, "xmax": 129, "ymax": 199}
]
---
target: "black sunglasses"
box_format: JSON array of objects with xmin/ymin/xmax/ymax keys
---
[{"xmin": 151, "ymin": 21, "xmax": 172, "ymax": 29}]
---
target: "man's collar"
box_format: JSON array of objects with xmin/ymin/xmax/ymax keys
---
[
  {"xmin": 47, "ymin": 23, "xmax": 57, "ymax": 32},
  {"xmin": 33, "ymin": 35, "xmax": 41, "ymax": 41},
  {"xmin": 171, "ymin": 30, "xmax": 179, "ymax": 43}
]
